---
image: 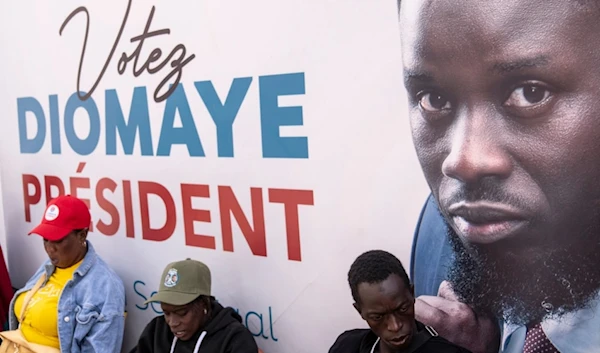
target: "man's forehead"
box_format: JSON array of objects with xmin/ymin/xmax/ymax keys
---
[
  {"xmin": 358, "ymin": 276, "xmax": 410, "ymax": 299},
  {"xmin": 162, "ymin": 302, "xmax": 192, "ymax": 311},
  {"xmin": 400, "ymin": 0, "xmax": 600, "ymax": 71},
  {"xmin": 358, "ymin": 286, "xmax": 412, "ymax": 313},
  {"xmin": 400, "ymin": 0, "xmax": 595, "ymax": 39},
  {"xmin": 399, "ymin": 0, "xmax": 597, "ymax": 15}
]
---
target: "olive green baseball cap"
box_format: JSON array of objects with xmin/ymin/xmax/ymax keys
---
[{"xmin": 145, "ymin": 258, "xmax": 212, "ymax": 306}]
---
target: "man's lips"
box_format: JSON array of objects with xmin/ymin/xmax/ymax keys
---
[
  {"xmin": 172, "ymin": 330, "xmax": 187, "ymax": 338},
  {"xmin": 448, "ymin": 201, "xmax": 529, "ymax": 244},
  {"xmin": 388, "ymin": 334, "xmax": 410, "ymax": 346}
]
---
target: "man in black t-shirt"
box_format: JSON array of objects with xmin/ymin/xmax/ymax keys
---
[{"xmin": 328, "ymin": 250, "xmax": 471, "ymax": 353}]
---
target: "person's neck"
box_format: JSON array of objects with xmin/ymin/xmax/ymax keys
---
[
  {"xmin": 58, "ymin": 248, "xmax": 88, "ymax": 269},
  {"xmin": 198, "ymin": 312, "xmax": 212, "ymax": 331},
  {"xmin": 74, "ymin": 247, "xmax": 88, "ymax": 264},
  {"xmin": 378, "ymin": 343, "xmax": 405, "ymax": 353}
]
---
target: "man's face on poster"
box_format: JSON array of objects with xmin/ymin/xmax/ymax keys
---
[{"xmin": 401, "ymin": 0, "xmax": 600, "ymax": 325}]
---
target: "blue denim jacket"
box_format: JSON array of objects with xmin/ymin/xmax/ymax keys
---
[{"xmin": 8, "ymin": 241, "xmax": 126, "ymax": 353}]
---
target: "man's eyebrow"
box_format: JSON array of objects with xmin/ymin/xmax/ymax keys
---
[
  {"xmin": 403, "ymin": 69, "xmax": 435, "ymax": 83},
  {"xmin": 394, "ymin": 299, "xmax": 411, "ymax": 310},
  {"xmin": 366, "ymin": 310, "xmax": 385, "ymax": 317},
  {"xmin": 366, "ymin": 300, "xmax": 411, "ymax": 316},
  {"xmin": 171, "ymin": 305, "xmax": 190, "ymax": 313},
  {"xmin": 491, "ymin": 56, "xmax": 550, "ymax": 74}
]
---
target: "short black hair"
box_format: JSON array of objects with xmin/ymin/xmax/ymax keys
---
[{"xmin": 348, "ymin": 250, "xmax": 411, "ymax": 304}]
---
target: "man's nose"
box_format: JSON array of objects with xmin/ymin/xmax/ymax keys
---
[
  {"xmin": 167, "ymin": 317, "xmax": 180, "ymax": 328},
  {"xmin": 441, "ymin": 107, "xmax": 512, "ymax": 184},
  {"xmin": 44, "ymin": 242, "xmax": 56, "ymax": 253},
  {"xmin": 386, "ymin": 315, "xmax": 403, "ymax": 333}
]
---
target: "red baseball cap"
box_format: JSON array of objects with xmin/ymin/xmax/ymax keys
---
[{"xmin": 29, "ymin": 195, "xmax": 91, "ymax": 241}]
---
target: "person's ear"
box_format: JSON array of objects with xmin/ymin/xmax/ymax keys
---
[
  {"xmin": 78, "ymin": 229, "xmax": 89, "ymax": 242},
  {"xmin": 353, "ymin": 302, "xmax": 361, "ymax": 316},
  {"xmin": 410, "ymin": 283, "xmax": 415, "ymax": 297},
  {"xmin": 202, "ymin": 297, "xmax": 211, "ymax": 314}
]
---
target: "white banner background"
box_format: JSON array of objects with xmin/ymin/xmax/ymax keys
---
[{"xmin": 0, "ymin": 1, "xmax": 429, "ymax": 352}]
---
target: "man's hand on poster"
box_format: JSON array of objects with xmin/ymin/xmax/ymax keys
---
[{"xmin": 415, "ymin": 281, "xmax": 501, "ymax": 353}]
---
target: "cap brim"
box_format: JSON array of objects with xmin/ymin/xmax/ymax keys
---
[
  {"xmin": 29, "ymin": 223, "xmax": 71, "ymax": 241},
  {"xmin": 144, "ymin": 291, "xmax": 201, "ymax": 306}
]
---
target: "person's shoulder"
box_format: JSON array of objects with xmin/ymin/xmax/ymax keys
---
[
  {"xmin": 225, "ymin": 321, "xmax": 259, "ymax": 349},
  {"xmin": 86, "ymin": 252, "xmax": 125, "ymax": 290},
  {"xmin": 134, "ymin": 315, "xmax": 170, "ymax": 351},
  {"xmin": 140, "ymin": 315, "xmax": 169, "ymax": 338},
  {"xmin": 75, "ymin": 251, "xmax": 126, "ymax": 310},
  {"xmin": 328, "ymin": 329, "xmax": 371, "ymax": 353},
  {"xmin": 146, "ymin": 315, "xmax": 165, "ymax": 329},
  {"xmin": 223, "ymin": 316, "xmax": 251, "ymax": 335},
  {"xmin": 215, "ymin": 307, "xmax": 255, "ymax": 337},
  {"xmin": 422, "ymin": 336, "xmax": 473, "ymax": 353},
  {"xmin": 414, "ymin": 323, "xmax": 472, "ymax": 353}
]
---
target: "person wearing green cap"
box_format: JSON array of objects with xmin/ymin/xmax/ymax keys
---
[{"xmin": 129, "ymin": 258, "xmax": 259, "ymax": 353}]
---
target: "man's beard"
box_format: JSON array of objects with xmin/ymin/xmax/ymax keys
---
[{"xmin": 445, "ymin": 220, "xmax": 600, "ymax": 326}]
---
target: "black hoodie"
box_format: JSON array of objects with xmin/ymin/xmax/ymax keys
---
[
  {"xmin": 328, "ymin": 321, "xmax": 472, "ymax": 353},
  {"xmin": 130, "ymin": 302, "xmax": 259, "ymax": 353}
]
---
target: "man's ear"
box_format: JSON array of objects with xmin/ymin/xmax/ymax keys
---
[
  {"xmin": 78, "ymin": 228, "xmax": 89, "ymax": 241},
  {"xmin": 353, "ymin": 302, "xmax": 361, "ymax": 315},
  {"xmin": 202, "ymin": 296, "xmax": 211, "ymax": 309},
  {"xmin": 410, "ymin": 283, "xmax": 415, "ymax": 297}
]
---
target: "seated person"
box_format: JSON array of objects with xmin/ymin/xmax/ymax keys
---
[
  {"xmin": 4, "ymin": 195, "xmax": 126, "ymax": 352},
  {"xmin": 130, "ymin": 258, "xmax": 259, "ymax": 353},
  {"xmin": 328, "ymin": 250, "xmax": 471, "ymax": 353}
]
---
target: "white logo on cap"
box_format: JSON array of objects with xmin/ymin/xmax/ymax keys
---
[
  {"xmin": 164, "ymin": 268, "xmax": 179, "ymax": 287},
  {"xmin": 45, "ymin": 205, "xmax": 60, "ymax": 221}
]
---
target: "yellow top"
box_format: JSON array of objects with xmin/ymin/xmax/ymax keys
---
[{"xmin": 13, "ymin": 259, "xmax": 83, "ymax": 349}]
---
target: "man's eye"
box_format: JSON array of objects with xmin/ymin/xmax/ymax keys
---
[
  {"xmin": 418, "ymin": 92, "xmax": 451, "ymax": 112},
  {"xmin": 371, "ymin": 315, "xmax": 382, "ymax": 321},
  {"xmin": 504, "ymin": 85, "xmax": 551, "ymax": 108}
]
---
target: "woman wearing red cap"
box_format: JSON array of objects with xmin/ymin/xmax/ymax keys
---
[{"xmin": 0, "ymin": 195, "xmax": 126, "ymax": 353}]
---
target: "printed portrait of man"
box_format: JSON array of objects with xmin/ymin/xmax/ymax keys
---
[{"xmin": 400, "ymin": 1, "xmax": 600, "ymax": 352}]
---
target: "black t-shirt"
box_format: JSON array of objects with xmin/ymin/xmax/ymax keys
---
[{"xmin": 328, "ymin": 321, "xmax": 472, "ymax": 353}]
